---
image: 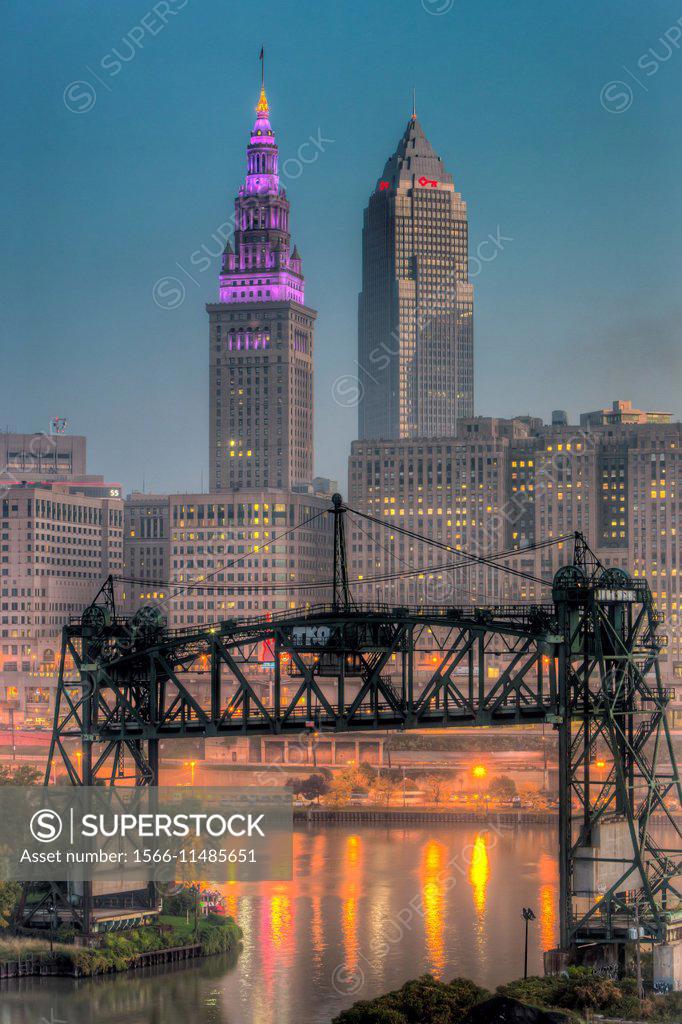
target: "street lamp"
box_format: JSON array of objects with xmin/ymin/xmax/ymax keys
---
[
  {"xmin": 594, "ymin": 759, "xmax": 606, "ymax": 790},
  {"xmin": 522, "ymin": 906, "xmax": 536, "ymax": 979},
  {"xmin": 48, "ymin": 892, "xmax": 57, "ymax": 954}
]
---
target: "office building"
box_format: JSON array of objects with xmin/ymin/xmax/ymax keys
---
[
  {"xmin": 0, "ymin": 482, "xmax": 123, "ymax": 724},
  {"xmin": 357, "ymin": 108, "xmax": 473, "ymax": 440},
  {"xmin": 209, "ymin": 81, "xmax": 316, "ymax": 491},
  {"xmin": 348, "ymin": 407, "xmax": 682, "ymax": 674}
]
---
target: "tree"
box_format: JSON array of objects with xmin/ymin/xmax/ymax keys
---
[
  {"xmin": 421, "ymin": 774, "xmax": 449, "ymax": 805},
  {"xmin": 0, "ymin": 881, "xmax": 20, "ymax": 927},
  {"xmin": 328, "ymin": 771, "xmax": 356, "ymax": 806},
  {"xmin": 286, "ymin": 776, "xmax": 306, "ymax": 798},
  {"xmin": 298, "ymin": 774, "xmax": 329, "ymax": 803},
  {"xmin": 357, "ymin": 761, "xmax": 376, "ymax": 787},
  {"xmin": 489, "ymin": 775, "xmax": 518, "ymax": 802},
  {"xmin": 0, "ymin": 764, "xmax": 41, "ymax": 785},
  {"xmin": 370, "ymin": 775, "xmax": 400, "ymax": 807},
  {"xmin": 519, "ymin": 783, "xmax": 542, "ymax": 807},
  {"xmin": 331, "ymin": 975, "xmax": 488, "ymax": 1024}
]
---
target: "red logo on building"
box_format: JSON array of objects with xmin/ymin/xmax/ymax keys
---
[
  {"xmin": 379, "ymin": 181, "xmax": 390, "ymax": 191},
  {"xmin": 418, "ymin": 176, "xmax": 438, "ymax": 188}
]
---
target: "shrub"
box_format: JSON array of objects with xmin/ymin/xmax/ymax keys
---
[{"xmin": 332, "ymin": 973, "xmax": 489, "ymax": 1023}]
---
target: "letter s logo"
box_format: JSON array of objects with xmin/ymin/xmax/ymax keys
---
[{"xmin": 30, "ymin": 809, "xmax": 63, "ymax": 843}]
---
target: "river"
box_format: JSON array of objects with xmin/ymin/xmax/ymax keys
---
[{"xmin": 1, "ymin": 822, "xmax": 559, "ymax": 1024}]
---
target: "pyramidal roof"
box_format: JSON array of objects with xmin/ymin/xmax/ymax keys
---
[{"xmin": 379, "ymin": 116, "xmax": 453, "ymax": 187}]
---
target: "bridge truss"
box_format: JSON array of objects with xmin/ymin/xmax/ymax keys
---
[{"xmin": 36, "ymin": 506, "xmax": 681, "ymax": 959}]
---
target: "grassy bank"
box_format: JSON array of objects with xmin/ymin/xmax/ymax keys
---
[
  {"xmin": 0, "ymin": 914, "xmax": 242, "ymax": 977},
  {"xmin": 331, "ymin": 969, "xmax": 682, "ymax": 1023}
]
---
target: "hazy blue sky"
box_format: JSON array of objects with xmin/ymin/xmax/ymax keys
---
[{"xmin": 2, "ymin": 0, "xmax": 681, "ymax": 493}]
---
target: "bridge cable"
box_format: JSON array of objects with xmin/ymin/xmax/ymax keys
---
[
  {"xmin": 114, "ymin": 507, "xmax": 328, "ymax": 599},
  {"xmin": 346, "ymin": 505, "xmax": 565, "ymax": 588},
  {"xmin": 116, "ymin": 529, "xmax": 572, "ymax": 595}
]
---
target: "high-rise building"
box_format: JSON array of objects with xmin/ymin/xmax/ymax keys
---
[
  {"xmin": 580, "ymin": 399, "xmax": 672, "ymax": 428},
  {"xmin": 122, "ymin": 482, "xmax": 339, "ymax": 621},
  {"xmin": 348, "ymin": 408, "xmax": 682, "ymax": 677},
  {"xmin": 0, "ymin": 431, "xmax": 87, "ymax": 482},
  {"xmin": 0, "ymin": 482, "xmax": 123, "ymax": 725},
  {"xmin": 209, "ymin": 81, "xmax": 316, "ymax": 492},
  {"xmin": 122, "ymin": 492, "xmax": 170, "ymax": 613},
  {"xmin": 357, "ymin": 108, "xmax": 473, "ymax": 440},
  {"xmin": 166, "ymin": 490, "xmax": 333, "ymax": 624},
  {"xmin": 0, "ymin": 431, "xmax": 123, "ymax": 725},
  {"xmin": 0, "ymin": 430, "xmax": 122, "ymax": 500}
]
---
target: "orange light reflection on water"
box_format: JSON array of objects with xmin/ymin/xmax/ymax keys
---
[
  {"xmin": 469, "ymin": 833, "xmax": 490, "ymax": 916},
  {"xmin": 538, "ymin": 852, "xmax": 558, "ymax": 950},
  {"xmin": 341, "ymin": 834, "xmax": 363, "ymax": 978},
  {"xmin": 468, "ymin": 831, "xmax": 490, "ymax": 963},
  {"xmin": 309, "ymin": 832, "xmax": 327, "ymax": 966},
  {"xmin": 420, "ymin": 839, "xmax": 447, "ymax": 978}
]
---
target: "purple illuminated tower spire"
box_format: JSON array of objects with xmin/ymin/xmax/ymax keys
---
[
  {"xmin": 209, "ymin": 75, "xmax": 316, "ymax": 492},
  {"xmin": 218, "ymin": 83, "xmax": 305, "ymax": 307}
]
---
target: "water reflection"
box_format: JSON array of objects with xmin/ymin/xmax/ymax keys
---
[
  {"xmin": 468, "ymin": 831, "xmax": 491, "ymax": 963},
  {"xmin": 2, "ymin": 824, "xmax": 559, "ymax": 1024},
  {"xmin": 309, "ymin": 835, "xmax": 326, "ymax": 971},
  {"xmin": 420, "ymin": 839, "xmax": 447, "ymax": 977},
  {"xmin": 341, "ymin": 834, "xmax": 363, "ymax": 980},
  {"xmin": 537, "ymin": 852, "xmax": 558, "ymax": 952},
  {"xmin": 469, "ymin": 832, "xmax": 490, "ymax": 916}
]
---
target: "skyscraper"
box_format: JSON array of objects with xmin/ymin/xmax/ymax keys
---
[
  {"xmin": 209, "ymin": 81, "xmax": 316, "ymax": 492},
  {"xmin": 0, "ymin": 436, "xmax": 123, "ymax": 728},
  {"xmin": 348, "ymin": 408, "xmax": 682, "ymax": 680},
  {"xmin": 357, "ymin": 108, "xmax": 473, "ymax": 440}
]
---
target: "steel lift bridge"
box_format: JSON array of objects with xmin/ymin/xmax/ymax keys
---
[{"xmin": 32, "ymin": 496, "xmax": 681, "ymax": 966}]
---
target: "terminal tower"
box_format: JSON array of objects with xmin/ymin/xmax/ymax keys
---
[{"xmin": 209, "ymin": 79, "xmax": 316, "ymax": 491}]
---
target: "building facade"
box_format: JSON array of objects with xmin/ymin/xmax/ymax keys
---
[
  {"xmin": 122, "ymin": 488, "xmax": 335, "ymax": 625},
  {"xmin": 580, "ymin": 399, "xmax": 672, "ymax": 428},
  {"xmin": 166, "ymin": 490, "xmax": 333, "ymax": 625},
  {"xmin": 348, "ymin": 410, "xmax": 682, "ymax": 676},
  {"xmin": 0, "ymin": 431, "xmax": 87, "ymax": 483},
  {"xmin": 122, "ymin": 492, "xmax": 170, "ymax": 612},
  {"xmin": 0, "ymin": 483, "xmax": 123, "ymax": 724},
  {"xmin": 357, "ymin": 111, "xmax": 473, "ymax": 441},
  {"xmin": 209, "ymin": 83, "xmax": 316, "ymax": 492}
]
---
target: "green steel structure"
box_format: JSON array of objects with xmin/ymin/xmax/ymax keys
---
[{"xmin": 29, "ymin": 503, "xmax": 681, "ymax": 962}]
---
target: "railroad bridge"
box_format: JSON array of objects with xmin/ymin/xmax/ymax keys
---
[{"xmin": 31, "ymin": 498, "xmax": 682, "ymax": 985}]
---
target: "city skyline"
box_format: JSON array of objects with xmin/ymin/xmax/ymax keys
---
[
  {"xmin": 3, "ymin": 0, "xmax": 682, "ymax": 494},
  {"xmin": 2, "ymin": 6, "xmax": 682, "ymax": 998}
]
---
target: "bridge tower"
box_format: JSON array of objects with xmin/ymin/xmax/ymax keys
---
[
  {"xmin": 553, "ymin": 550, "xmax": 681, "ymax": 980},
  {"xmin": 26, "ymin": 514, "xmax": 681, "ymax": 981}
]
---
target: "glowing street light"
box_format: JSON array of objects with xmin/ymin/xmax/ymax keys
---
[
  {"xmin": 472, "ymin": 764, "xmax": 487, "ymax": 780},
  {"xmin": 594, "ymin": 759, "xmax": 607, "ymax": 786},
  {"xmin": 184, "ymin": 760, "xmax": 197, "ymax": 784}
]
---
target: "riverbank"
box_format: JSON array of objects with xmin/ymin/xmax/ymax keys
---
[
  {"xmin": 330, "ymin": 970, "xmax": 682, "ymax": 1023},
  {"xmin": 0, "ymin": 914, "xmax": 242, "ymax": 978},
  {"xmin": 294, "ymin": 805, "xmax": 557, "ymax": 825}
]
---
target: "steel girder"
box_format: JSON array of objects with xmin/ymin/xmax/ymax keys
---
[
  {"xmin": 41, "ymin": 577, "xmax": 680, "ymax": 955},
  {"xmin": 46, "ymin": 607, "xmax": 562, "ymax": 765},
  {"xmin": 554, "ymin": 573, "xmax": 681, "ymax": 950}
]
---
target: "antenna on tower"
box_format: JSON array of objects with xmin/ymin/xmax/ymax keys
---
[{"xmin": 412, "ymin": 86, "xmax": 417, "ymax": 120}]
